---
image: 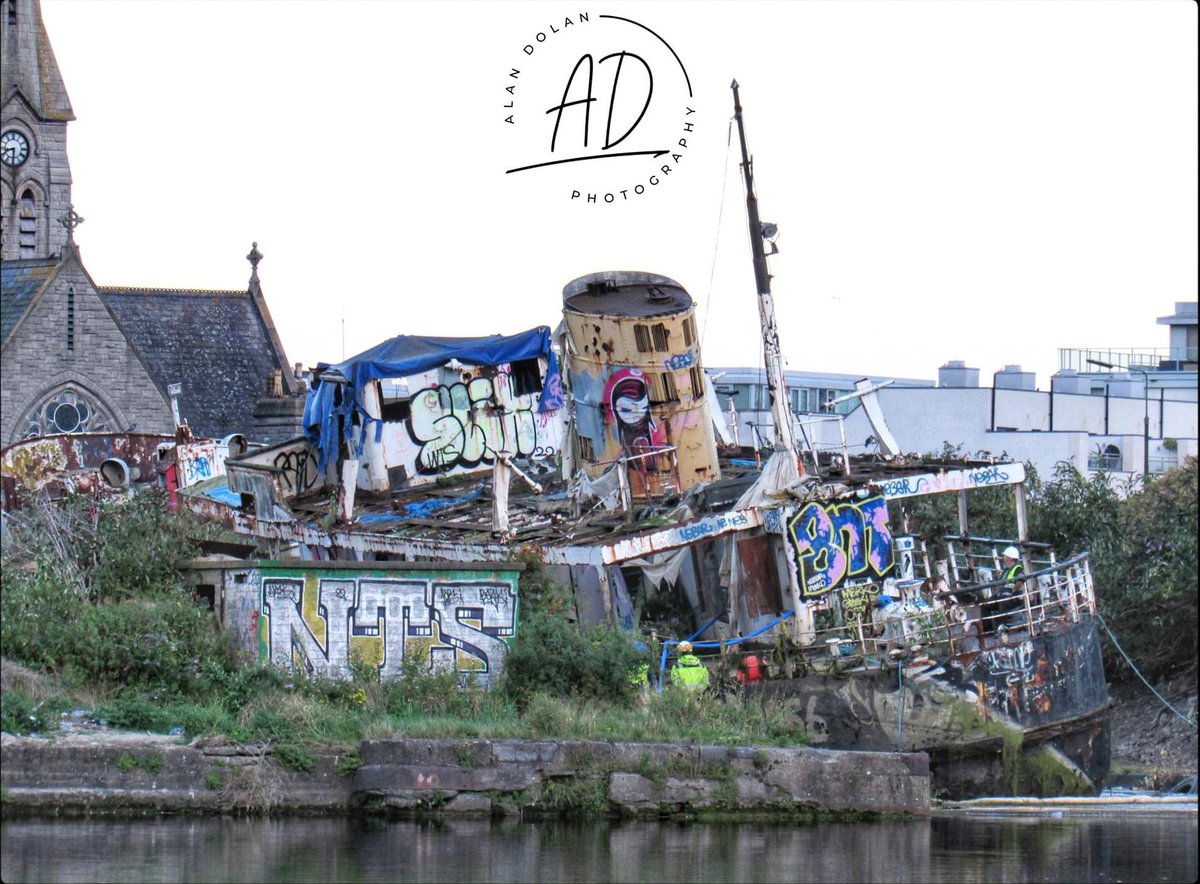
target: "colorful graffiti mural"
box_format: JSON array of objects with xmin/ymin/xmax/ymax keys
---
[
  {"xmin": 787, "ymin": 495, "xmax": 895, "ymax": 597},
  {"xmin": 1, "ymin": 432, "xmax": 174, "ymax": 509},
  {"xmin": 405, "ymin": 368, "xmax": 558, "ymax": 475},
  {"xmin": 600, "ymin": 367, "xmax": 668, "ymax": 494},
  {"xmin": 257, "ymin": 570, "xmax": 519, "ymax": 684}
]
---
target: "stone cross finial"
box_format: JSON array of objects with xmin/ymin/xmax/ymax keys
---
[
  {"xmin": 58, "ymin": 204, "xmax": 84, "ymax": 242},
  {"xmin": 247, "ymin": 241, "xmax": 263, "ymax": 272}
]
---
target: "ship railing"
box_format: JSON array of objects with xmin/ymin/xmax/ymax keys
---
[
  {"xmin": 931, "ymin": 552, "xmax": 1096, "ymax": 656},
  {"xmin": 798, "ymin": 552, "xmax": 1096, "ymax": 663},
  {"xmin": 591, "ymin": 445, "xmax": 681, "ymax": 509},
  {"xmin": 942, "ymin": 536, "xmax": 1057, "ymax": 588}
]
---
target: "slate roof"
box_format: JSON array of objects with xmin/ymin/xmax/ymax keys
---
[
  {"xmin": 0, "ymin": 257, "xmax": 58, "ymax": 345},
  {"xmin": 97, "ymin": 285, "xmax": 291, "ymax": 440}
]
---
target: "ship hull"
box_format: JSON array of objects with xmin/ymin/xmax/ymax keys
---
[{"xmin": 761, "ymin": 614, "xmax": 1111, "ymax": 799}]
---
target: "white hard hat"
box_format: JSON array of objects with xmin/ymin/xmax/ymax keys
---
[{"xmin": 1002, "ymin": 546, "xmax": 1020, "ymax": 559}]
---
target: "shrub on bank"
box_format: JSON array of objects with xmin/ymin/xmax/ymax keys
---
[
  {"xmin": 1, "ymin": 490, "xmax": 806, "ymax": 750},
  {"xmin": 2, "ymin": 567, "xmax": 232, "ymax": 692},
  {"xmin": 500, "ymin": 610, "xmax": 645, "ymax": 707}
]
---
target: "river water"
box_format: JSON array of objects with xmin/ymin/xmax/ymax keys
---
[{"xmin": 1, "ymin": 813, "xmax": 1195, "ymax": 883}]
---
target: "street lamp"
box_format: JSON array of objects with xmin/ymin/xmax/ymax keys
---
[{"xmin": 1087, "ymin": 358, "xmax": 1150, "ymax": 483}]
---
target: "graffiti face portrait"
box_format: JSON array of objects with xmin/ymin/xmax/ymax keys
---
[
  {"xmin": 612, "ymin": 381, "xmax": 651, "ymax": 430},
  {"xmin": 604, "ymin": 368, "xmax": 660, "ymax": 452}
]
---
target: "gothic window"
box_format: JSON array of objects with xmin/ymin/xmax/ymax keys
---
[
  {"xmin": 18, "ymin": 188, "xmax": 36, "ymax": 257},
  {"xmin": 23, "ymin": 388, "xmax": 112, "ymax": 438}
]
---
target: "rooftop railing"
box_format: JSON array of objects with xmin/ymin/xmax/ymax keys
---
[{"xmin": 1060, "ymin": 347, "xmax": 1199, "ymax": 373}]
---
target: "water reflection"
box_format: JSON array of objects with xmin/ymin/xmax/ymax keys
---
[{"xmin": 1, "ymin": 814, "xmax": 1195, "ymax": 883}]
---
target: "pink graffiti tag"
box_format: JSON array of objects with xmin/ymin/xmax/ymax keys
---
[{"xmin": 788, "ymin": 496, "xmax": 894, "ymax": 597}]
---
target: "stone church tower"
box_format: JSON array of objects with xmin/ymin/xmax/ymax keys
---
[
  {"xmin": 1, "ymin": 0, "xmax": 305, "ymax": 447},
  {"xmin": 1, "ymin": 0, "xmax": 74, "ymax": 260}
]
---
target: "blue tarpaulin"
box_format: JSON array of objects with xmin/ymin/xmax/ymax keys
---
[{"xmin": 303, "ymin": 327, "xmax": 555, "ymax": 469}]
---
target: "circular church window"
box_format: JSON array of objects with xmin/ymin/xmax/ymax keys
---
[{"xmin": 51, "ymin": 402, "xmax": 81, "ymax": 432}]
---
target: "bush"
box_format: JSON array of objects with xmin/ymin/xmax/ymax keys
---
[
  {"xmin": 1, "ymin": 570, "xmax": 229, "ymax": 692},
  {"xmin": 3, "ymin": 489, "xmax": 229, "ymax": 603},
  {"xmin": 93, "ymin": 693, "xmax": 179, "ymax": 731},
  {"xmin": 501, "ymin": 611, "xmax": 643, "ymax": 707},
  {"xmin": 1, "ymin": 691, "xmax": 72, "ymax": 735},
  {"xmin": 1102, "ymin": 457, "xmax": 1198, "ymax": 681}
]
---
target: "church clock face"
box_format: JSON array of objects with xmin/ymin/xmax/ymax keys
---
[{"xmin": 1, "ymin": 130, "xmax": 30, "ymax": 167}]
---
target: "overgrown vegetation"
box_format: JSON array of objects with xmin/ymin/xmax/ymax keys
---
[
  {"xmin": 904, "ymin": 454, "xmax": 1198, "ymax": 683},
  {"xmin": 0, "ymin": 497, "xmax": 802, "ymax": 751}
]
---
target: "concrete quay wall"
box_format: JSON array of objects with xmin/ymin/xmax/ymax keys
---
[{"xmin": 1, "ymin": 734, "xmax": 930, "ymax": 818}]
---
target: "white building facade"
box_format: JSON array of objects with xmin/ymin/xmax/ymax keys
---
[{"xmin": 712, "ymin": 302, "xmax": 1198, "ymax": 488}]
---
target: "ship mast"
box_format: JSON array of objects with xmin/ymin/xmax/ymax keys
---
[{"xmin": 731, "ymin": 80, "xmax": 801, "ymax": 470}]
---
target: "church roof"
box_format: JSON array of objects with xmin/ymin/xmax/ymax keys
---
[
  {"xmin": 0, "ymin": 256, "xmax": 58, "ymax": 345},
  {"xmin": 97, "ymin": 284, "xmax": 294, "ymax": 440},
  {"xmin": 1, "ymin": 0, "xmax": 74, "ymax": 121}
]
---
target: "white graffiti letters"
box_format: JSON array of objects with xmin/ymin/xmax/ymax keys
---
[
  {"xmin": 262, "ymin": 574, "xmax": 519, "ymax": 686},
  {"xmin": 407, "ymin": 376, "xmax": 541, "ymax": 474}
]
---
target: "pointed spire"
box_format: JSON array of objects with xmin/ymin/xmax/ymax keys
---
[{"xmin": 0, "ymin": 0, "xmax": 75, "ymax": 121}]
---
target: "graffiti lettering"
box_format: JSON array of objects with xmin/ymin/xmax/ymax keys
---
[
  {"xmin": 762, "ymin": 508, "xmax": 784, "ymax": 535},
  {"xmin": 438, "ymin": 585, "xmax": 465, "ymax": 607},
  {"xmin": 878, "ymin": 463, "xmax": 1023, "ymax": 500},
  {"xmin": 840, "ymin": 583, "xmax": 880, "ymax": 624},
  {"xmin": 407, "ymin": 375, "xmax": 542, "ymax": 475},
  {"xmin": 479, "ymin": 586, "xmax": 513, "ymax": 612},
  {"xmin": 970, "ymin": 465, "xmax": 1010, "ymax": 486},
  {"xmin": 266, "ymin": 583, "xmax": 300, "ymax": 603},
  {"xmin": 273, "ymin": 446, "xmax": 319, "ymax": 494},
  {"xmin": 262, "ymin": 575, "xmax": 518, "ymax": 686},
  {"xmin": 877, "ymin": 476, "xmax": 927, "ymax": 498},
  {"xmin": 788, "ymin": 496, "xmax": 894, "ymax": 597},
  {"xmin": 679, "ymin": 512, "xmax": 750, "ymax": 542},
  {"xmin": 177, "ymin": 441, "xmax": 225, "ymax": 489},
  {"xmin": 662, "ymin": 350, "xmax": 696, "ymax": 371}
]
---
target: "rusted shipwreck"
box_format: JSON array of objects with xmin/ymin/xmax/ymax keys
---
[
  {"xmin": 174, "ymin": 267, "xmax": 1110, "ymax": 799},
  {"xmin": 1, "ymin": 424, "xmax": 247, "ymax": 513}
]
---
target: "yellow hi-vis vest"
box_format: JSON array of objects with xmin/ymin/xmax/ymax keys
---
[{"xmin": 670, "ymin": 654, "xmax": 710, "ymax": 690}]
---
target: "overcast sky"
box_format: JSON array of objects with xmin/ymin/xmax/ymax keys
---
[{"xmin": 39, "ymin": 0, "xmax": 1197, "ymax": 387}]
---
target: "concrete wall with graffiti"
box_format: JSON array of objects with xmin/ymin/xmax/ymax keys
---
[
  {"xmin": 368, "ymin": 361, "xmax": 565, "ymax": 489},
  {"xmin": 185, "ymin": 561, "xmax": 521, "ymax": 686}
]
